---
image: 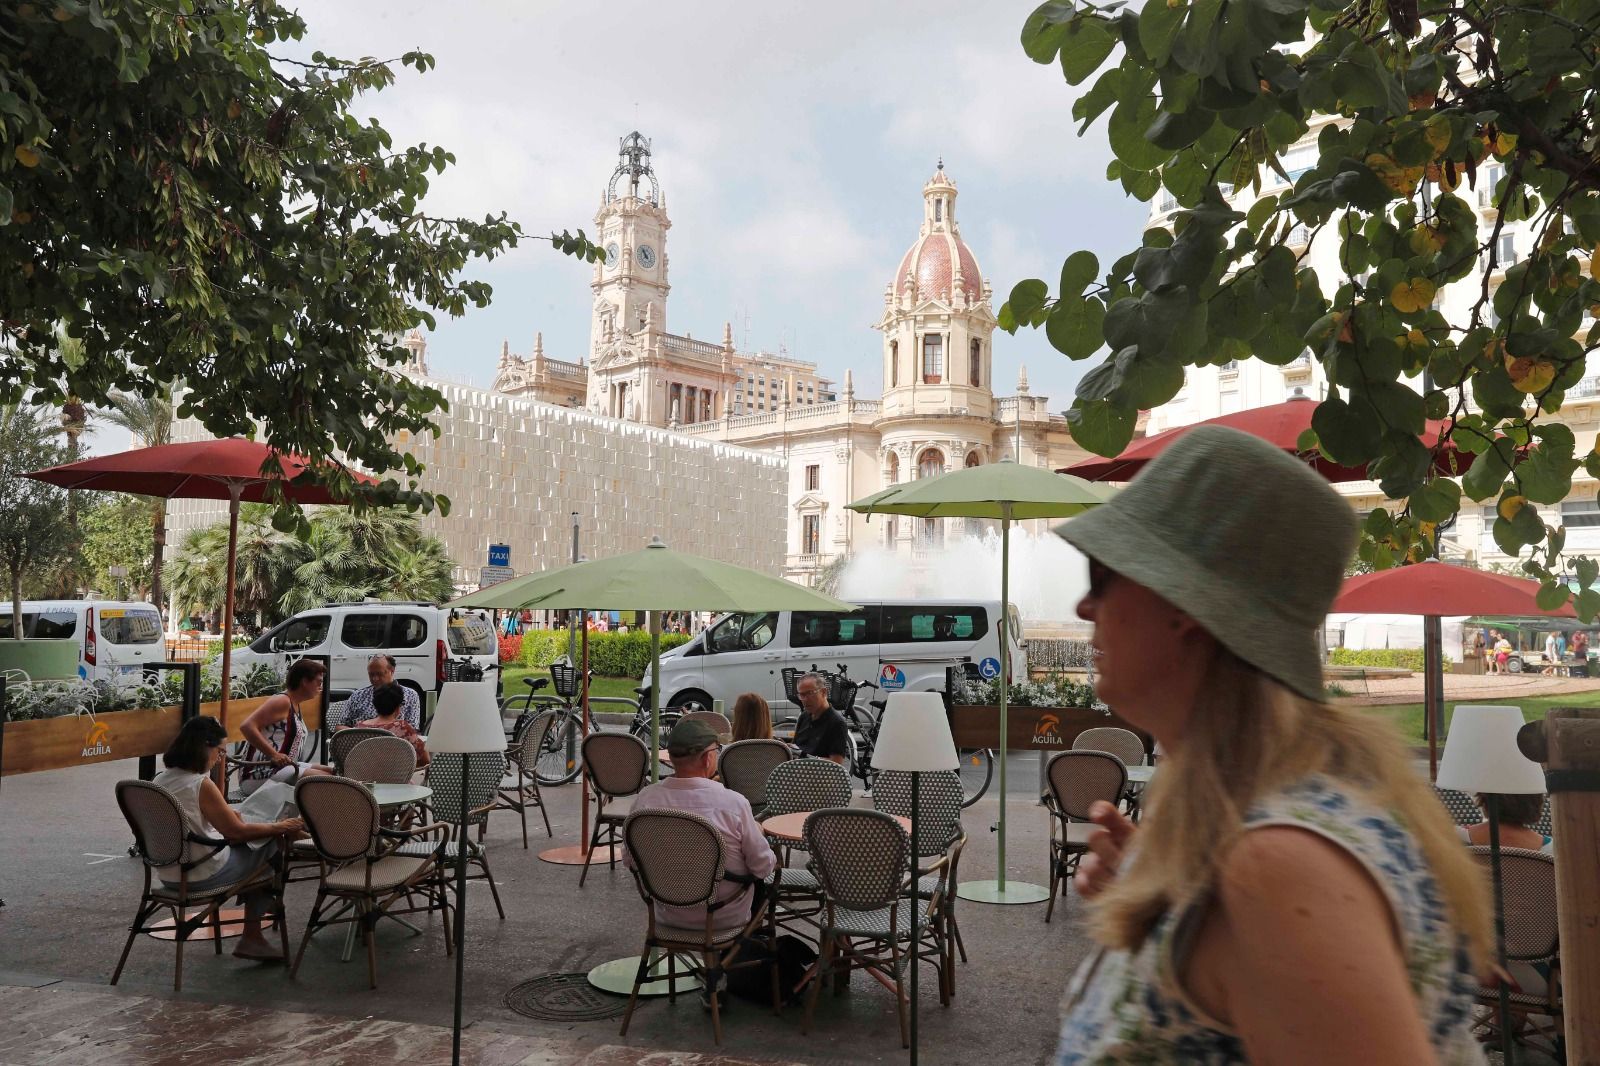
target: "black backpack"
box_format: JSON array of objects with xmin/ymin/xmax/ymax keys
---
[{"xmin": 723, "ymin": 934, "xmax": 818, "ymax": 1006}]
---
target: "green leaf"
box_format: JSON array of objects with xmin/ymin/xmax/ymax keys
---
[
  {"xmin": 1059, "ymin": 18, "xmax": 1119, "ymax": 85},
  {"xmin": 1021, "ymin": 3, "xmax": 1075, "ymax": 62},
  {"xmin": 1137, "ymin": 0, "xmax": 1186, "ymax": 66},
  {"xmin": 1108, "ymin": 94, "xmax": 1171, "ymax": 171},
  {"xmin": 1410, "ymin": 478, "xmax": 1461, "ymax": 523},
  {"xmin": 1146, "ymin": 106, "xmax": 1216, "ymax": 151},
  {"xmin": 1536, "ymin": 581, "xmax": 1572, "ymax": 612},
  {"xmin": 1461, "ymin": 440, "xmax": 1515, "ymax": 502},
  {"xmin": 1311, "ymin": 395, "xmax": 1382, "ymax": 466},
  {"xmin": 1007, "ymin": 279, "xmax": 1050, "ymax": 324},
  {"xmin": 1060, "ymin": 250, "xmax": 1100, "ymax": 296},
  {"xmin": 1045, "ymin": 297, "xmax": 1107, "ymax": 360},
  {"xmin": 1108, "ymin": 347, "xmax": 1185, "ymax": 408},
  {"xmin": 1065, "ymin": 398, "xmax": 1138, "ymax": 457},
  {"xmin": 997, "ymin": 302, "xmax": 1018, "ymax": 334},
  {"xmin": 1576, "ymin": 588, "xmax": 1600, "ymax": 622}
]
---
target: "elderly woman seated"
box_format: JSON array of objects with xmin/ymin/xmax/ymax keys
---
[{"xmin": 1458, "ymin": 792, "xmax": 1552, "ymax": 853}]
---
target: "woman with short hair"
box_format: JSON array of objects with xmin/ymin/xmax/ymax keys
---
[{"xmin": 152, "ymin": 717, "xmax": 304, "ymax": 961}]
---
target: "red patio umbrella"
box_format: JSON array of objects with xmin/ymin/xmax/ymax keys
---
[
  {"xmin": 27, "ymin": 438, "xmax": 376, "ymax": 732},
  {"xmin": 1332, "ymin": 561, "xmax": 1577, "ymax": 778},
  {"xmin": 1061, "ymin": 396, "xmax": 1469, "ymax": 483}
]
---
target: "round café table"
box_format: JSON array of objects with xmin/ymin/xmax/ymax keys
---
[
  {"xmin": 1125, "ymin": 765, "xmax": 1155, "ymax": 785},
  {"xmin": 761, "ymin": 810, "xmax": 911, "ymax": 842}
]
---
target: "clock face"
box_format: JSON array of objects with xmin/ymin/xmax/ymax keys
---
[
  {"xmin": 636, "ymin": 244, "xmax": 657, "ymax": 269},
  {"xmin": 605, "ymin": 242, "xmax": 620, "ymax": 267}
]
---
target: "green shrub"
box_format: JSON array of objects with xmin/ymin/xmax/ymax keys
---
[
  {"xmin": 518, "ymin": 630, "xmax": 693, "ymax": 677},
  {"xmin": 1327, "ymin": 648, "xmax": 1425, "ymax": 672}
]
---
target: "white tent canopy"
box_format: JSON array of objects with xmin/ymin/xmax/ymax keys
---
[{"xmin": 1327, "ymin": 613, "xmax": 1466, "ymax": 663}]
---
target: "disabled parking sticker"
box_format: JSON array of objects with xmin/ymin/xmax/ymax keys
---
[
  {"xmin": 978, "ymin": 656, "xmax": 1001, "ymax": 679},
  {"xmin": 879, "ymin": 663, "xmax": 906, "ymax": 691}
]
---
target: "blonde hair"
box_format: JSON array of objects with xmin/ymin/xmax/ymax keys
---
[
  {"xmin": 1092, "ymin": 649, "xmax": 1492, "ymax": 969},
  {"xmin": 730, "ymin": 692, "xmax": 772, "ymax": 741}
]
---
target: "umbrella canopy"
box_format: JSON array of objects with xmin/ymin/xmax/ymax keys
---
[
  {"xmin": 27, "ymin": 438, "xmax": 375, "ymax": 736},
  {"xmin": 1329, "ymin": 560, "xmax": 1576, "ymax": 778},
  {"xmin": 447, "ymin": 537, "xmax": 858, "ymax": 614},
  {"xmin": 846, "ymin": 460, "xmax": 1107, "ymax": 905},
  {"xmin": 1061, "ymin": 396, "xmax": 1469, "ymax": 483}
]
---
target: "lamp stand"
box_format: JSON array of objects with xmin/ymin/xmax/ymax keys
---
[
  {"xmin": 909, "ymin": 769, "xmax": 921, "ymax": 1065},
  {"xmin": 1487, "ymin": 794, "xmax": 1514, "ymax": 1065},
  {"xmin": 451, "ymin": 751, "xmax": 472, "ymax": 1066}
]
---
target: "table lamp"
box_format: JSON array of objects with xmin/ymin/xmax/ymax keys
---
[
  {"xmin": 872, "ymin": 691, "xmax": 959, "ymax": 1066},
  {"xmin": 1437, "ymin": 704, "xmax": 1545, "ymax": 1065},
  {"xmin": 427, "ymin": 680, "xmax": 508, "ymax": 1066}
]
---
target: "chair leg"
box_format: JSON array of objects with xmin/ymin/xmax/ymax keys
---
[
  {"xmin": 173, "ymin": 918, "xmax": 186, "ymax": 993},
  {"xmin": 275, "ymin": 892, "xmax": 290, "ymax": 959},
  {"xmin": 363, "ymin": 904, "xmax": 378, "ymax": 990},
  {"xmin": 619, "ymin": 949, "xmax": 652, "ymax": 1036},
  {"xmin": 290, "ymin": 892, "xmax": 326, "ymax": 979},
  {"xmin": 578, "ymin": 813, "xmax": 601, "ymax": 887},
  {"xmin": 803, "ymin": 934, "xmax": 832, "ymax": 1034},
  {"xmin": 708, "ymin": 950, "xmax": 723, "ymax": 1045},
  {"xmin": 477, "ymin": 852, "xmax": 506, "ymax": 920},
  {"xmin": 889, "ymin": 939, "xmax": 908, "ymax": 1048},
  {"xmin": 110, "ymin": 900, "xmax": 155, "ymax": 986},
  {"xmin": 212, "ymin": 903, "xmax": 224, "ymax": 955},
  {"xmin": 537, "ymin": 787, "xmax": 552, "ymax": 838},
  {"xmin": 517, "ymin": 795, "xmax": 529, "ymax": 850}
]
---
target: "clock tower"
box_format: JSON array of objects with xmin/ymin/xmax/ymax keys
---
[{"xmin": 590, "ymin": 131, "xmax": 671, "ymax": 355}]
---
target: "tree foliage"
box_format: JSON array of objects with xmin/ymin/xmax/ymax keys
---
[
  {"xmin": 78, "ymin": 495, "xmax": 157, "ymax": 598},
  {"xmin": 1010, "ymin": 0, "xmax": 1600, "ymax": 610},
  {"xmin": 98, "ymin": 387, "xmax": 175, "ymax": 606},
  {"xmin": 0, "ymin": 2, "xmax": 603, "ymax": 523},
  {"xmin": 0, "ymin": 404, "xmax": 72, "ymax": 634}
]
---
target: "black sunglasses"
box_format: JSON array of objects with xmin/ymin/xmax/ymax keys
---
[{"xmin": 1087, "ymin": 559, "xmax": 1118, "ymax": 599}]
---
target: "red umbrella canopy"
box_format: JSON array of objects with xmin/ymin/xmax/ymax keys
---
[
  {"xmin": 1060, "ymin": 397, "xmax": 1466, "ymax": 483},
  {"xmin": 26, "ymin": 437, "xmax": 374, "ymax": 503},
  {"xmin": 1333, "ymin": 561, "xmax": 1578, "ymax": 618}
]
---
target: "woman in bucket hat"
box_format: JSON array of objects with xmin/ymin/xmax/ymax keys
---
[{"xmin": 1053, "ymin": 426, "xmax": 1491, "ymax": 1064}]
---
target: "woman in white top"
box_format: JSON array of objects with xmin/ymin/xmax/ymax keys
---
[
  {"xmin": 239, "ymin": 658, "xmax": 333, "ymax": 794},
  {"xmin": 152, "ymin": 717, "xmax": 303, "ymax": 961}
]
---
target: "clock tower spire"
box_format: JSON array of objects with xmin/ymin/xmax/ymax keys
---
[{"xmin": 590, "ymin": 131, "xmax": 670, "ymax": 357}]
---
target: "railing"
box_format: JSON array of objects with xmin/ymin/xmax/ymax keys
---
[
  {"xmin": 1568, "ymin": 376, "xmax": 1600, "ymax": 400},
  {"xmin": 659, "ymin": 333, "xmax": 726, "ymax": 359},
  {"xmin": 681, "ymin": 398, "xmax": 881, "ymax": 434},
  {"xmin": 539, "ymin": 357, "xmax": 586, "ymax": 380}
]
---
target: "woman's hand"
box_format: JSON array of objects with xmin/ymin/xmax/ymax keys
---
[
  {"xmin": 1077, "ymin": 801, "xmax": 1138, "ymax": 900},
  {"xmin": 274, "ymin": 817, "xmax": 304, "ymax": 836},
  {"xmin": 270, "ymin": 751, "xmax": 293, "ymax": 769}
]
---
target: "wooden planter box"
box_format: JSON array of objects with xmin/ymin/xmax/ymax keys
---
[
  {"xmin": 1, "ymin": 694, "xmax": 300, "ymax": 776},
  {"xmin": 950, "ymin": 704, "xmax": 1152, "ymax": 756}
]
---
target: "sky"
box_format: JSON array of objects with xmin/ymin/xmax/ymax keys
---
[{"xmin": 88, "ymin": 1, "xmax": 1153, "ymax": 453}]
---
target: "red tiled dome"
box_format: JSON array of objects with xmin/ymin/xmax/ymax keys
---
[{"xmin": 893, "ymin": 233, "xmax": 983, "ymax": 304}]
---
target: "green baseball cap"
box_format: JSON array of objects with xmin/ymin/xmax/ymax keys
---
[
  {"xmin": 1054, "ymin": 424, "xmax": 1357, "ymax": 700},
  {"xmin": 665, "ymin": 718, "xmax": 720, "ymax": 757}
]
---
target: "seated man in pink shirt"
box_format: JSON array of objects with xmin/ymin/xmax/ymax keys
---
[{"xmin": 628, "ymin": 718, "xmax": 777, "ymax": 1008}]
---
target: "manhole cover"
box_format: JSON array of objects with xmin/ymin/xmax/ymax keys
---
[{"xmin": 504, "ymin": 973, "xmax": 629, "ymax": 1022}]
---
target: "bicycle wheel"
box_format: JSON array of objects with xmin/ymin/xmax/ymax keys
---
[
  {"xmin": 957, "ymin": 747, "xmax": 993, "ymax": 807},
  {"xmin": 628, "ymin": 708, "xmax": 682, "ymax": 741},
  {"xmin": 535, "ymin": 712, "xmax": 588, "ymax": 786}
]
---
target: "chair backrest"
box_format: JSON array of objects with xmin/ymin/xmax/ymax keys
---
[
  {"xmin": 296, "ymin": 776, "xmax": 380, "ymax": 862},
  {"xmin": 428, "ymin": 751, "xmax": 508, "ymax": 824},
  {"xmin": 327, "ymin": 699, "xmax": 350, "ymax": 730},
  {"xmin": 343, "ymin": 734, "xmax": 417, "ymax": 784},
  {"xmin": 719, "ymin": 739, "xmax": 791, "ymax": 809},
  {"xmin": 514, "ymin": 710, "xmax": 558, "ymax": 769},
  {"xmin": 872, "ymin": 770, "xmax": 963, "ymax": 856},
  {"xmin": 1468, "ymin": 846, "xmax": 1560, "ymax": 962},
  {"xmin": 623, "ymin": 809, "xmax": 725, "ymax": 909},
  {"xmin": 1073, "ymin": 726, "xmax": 1146, "ymax": 767},
  {"xmin": 680, "ymin": 710, "xmax": 733, "ymax": 742},
  {"xmin": 1046, "ymin": 750, "xmax": 1128, "ymax": 821},
  {"xmin": 582, "ymin": 732, "xmax": 650, "ymax": 798},
  {"xmin": 765, "ymin": 758, "xmax": 852, "ymax": 817},
  {"xmin": 331, "ymin": 727, "xmax": 389, "ymax": 773},
  {"xmin": 1433, "ymin": 785, "xmax": 1554, "ymax": 840},
  {"xmin": 116, "ymin": 780, "xmax": 191, "ymax": 869},
  {"xmin": 805, "ymin": 808, "xmax": 908, "ymax": 912}
]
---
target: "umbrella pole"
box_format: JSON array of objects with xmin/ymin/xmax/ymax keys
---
[
  {"xmin": 998, "ymin": 509, "xmax": 1010, "ymax": 890},
  {"xmin": 1425, "ymin": 614, "xmax": 1442, "ymax": 781},
  {"xmin": 650, "ymin": 610, "xmax": 662, "ymax": 783},
  {"xmin": 216, "ymin": 485, "xmax": 242, "ymax": 786},
  {"xmin": 580, "ymin": 618, "xmax": 592, "ymax": 853}
]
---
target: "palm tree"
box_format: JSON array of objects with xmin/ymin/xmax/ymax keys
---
[
  {"xmin": 166, "ymin": 505, "xmax": 297, "ymax": 628},
  {"xmin": 381, "ymin": 539, "xmax": 456, "ymax": 602},
  {"xmin": 100, "ymin": 389, "xmax": 175, "ymax": 610}
]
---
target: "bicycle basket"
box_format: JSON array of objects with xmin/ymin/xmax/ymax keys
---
[
  {"xmin": 826, "ymin": 674, "xmax": 859, "ymax": 710},
  {"xmin": 550, "ymin": 661, "xmax": 580, "ymax": 699},
  {"xmin": 780, "ymin": 667, "xmax": 806, "ymax": 704},
  {"xmin": 444, "ymin": 659, "xmax": 485, "ymax": 683}
]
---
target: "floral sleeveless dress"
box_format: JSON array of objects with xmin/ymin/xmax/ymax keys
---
[
  {"xmin": 1055, "ymin": 775, "xmax": 1485, "ymax": 1064},
  {"xmin": 242, "ymin": 700, "xmax": 308, "ymax": 784}
]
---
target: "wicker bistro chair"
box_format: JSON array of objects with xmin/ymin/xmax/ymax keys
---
[
  {"xmin": 618, "ymin": 809, "xmax": 778, "ymax": 1044},
  {"xmin": 580, "ymin": 732, "xmax": 651, "ymax": 887},
  {"xmin": 762, "ymin": 757, "xmax": 853, "ymax": 887},
  {"xmin": 873, "ymin": 770, "xmax": 969, "ymax": 981},
  {"xmin": 392, "ymin": 752, "xmax": 509, "ymax": 920},
  {"xmin": 1074, "ymin": 726, "xmax": 1147, "ymax": 814},
  {"xmin": 1467, "ymin": 845, "xmax": 1563, "ymax": 1052},
  {"xmin": 718, "ymin": 739, "xmax": 792, "ymax": 818},
  {"xmin": 112, "ymin": 780, "xmax": 288, "ymax": 992},
  {"xmin": 330, "ymin": 727, "xmax": 390, "ymax": 775},
  {"xmin": 801, "ymin": 808, "xmax": 948, "ymax": 1048},
  {"xmin": 289, "ymin": 776, "xmax": 453, "ymax": 989},
  {"xmin": 1043, "ymin": 751, "xmax": 1128, "ymax": 923},
  {"xmin": 495, "ymin": 711, "xmax": 556, "ymax": 848},
  {"xmin": 342, "ymin": 734, "xmax": 418, "ymax": 785}
]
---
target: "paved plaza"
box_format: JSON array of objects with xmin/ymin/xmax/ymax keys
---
[{"xmin": 0, "ymin": 752, "xmax": 1084, "ymax": 1066}]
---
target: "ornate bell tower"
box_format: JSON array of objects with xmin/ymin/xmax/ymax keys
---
[{"xmin": 589, "ymin": 132, "xmax": 671, "ymax": 356}]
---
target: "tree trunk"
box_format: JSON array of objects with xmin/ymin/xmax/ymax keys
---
[
  {"xmin": 149, "ymin": 500, "xmax": 166, "ymax": 612},
  {"xmin": 11, "ymin": 567, "xmax": 22, "ymax": 641}
]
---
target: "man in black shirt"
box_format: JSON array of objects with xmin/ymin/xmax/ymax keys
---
[{"xmin": 791, "ymin": 672, "xmax": 850, "ymax": 764}]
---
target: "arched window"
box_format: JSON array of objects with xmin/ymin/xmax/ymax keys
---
[
  {"xmin": 885, "ymin": 451, "xmax": 900, "ymax": 484},
  {"xmin": 969, "ymin": 339, "xmax": 982, "ymax": 386},
  {"xmin": 922, "ymin": 334, "xmax": 943, "ymax": 384},
  {"xmin": 965, "ymin": 451, "xmax": 982, "ymax": 468},
  {"xmin": 934, "ymin": 198, "xmax": 943, "ymax": 222},
  {"xmin": 890, "ymin": 340, "xmax": 899, "ymax": 388},
  {"xmin": 918, "ymin": 449, "xmax": 945, "ymax": 480}
]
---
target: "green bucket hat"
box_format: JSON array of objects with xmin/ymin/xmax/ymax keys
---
[{"xmin": 1054, "ymin": 424, "xmax": 1357, "ymax": 700}]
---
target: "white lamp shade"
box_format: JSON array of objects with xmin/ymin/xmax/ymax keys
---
[
  {"xmin": 426, "ymin": 681, "xmax": 506, "ymax": 754},
  {"xmin": 871, "ymin": 692, "xmax": 959, "ymax": 772},
  {"xmin": 1436, "ymin": 705, "xmax": 1545, "ymax": 794}
]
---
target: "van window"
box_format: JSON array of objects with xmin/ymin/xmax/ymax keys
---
[
  {"xmin": 390, "ymin": 615, "xmax": 428, "ymax": 649},
  {"xmin": 30, "ymin": 609, "xmax": 78, "ymax": 638},
  {"xmin": 268, "ymin": 615, "xmax": 329, "ymax": 652},
  {"xmin": 790, "ymin": 610, "xmax": 876, "ymax": 649},
  {"xmin": 341, "ymin": 614, "xmax": 390, "ymax": 649},
  {"xmin": 880, "ymin": 605, "xmax": 988, "ymax": 643},
  {"xmin": 706, "ymin": 611, "xmax": 778, "ymax": 653},
  {"xmin": 447, "ymin": 614, "xmax": 496, "ymax": 655},
  {"xmin": 100, "ymin": 609, "xmax": 162, "ymax": 645}
]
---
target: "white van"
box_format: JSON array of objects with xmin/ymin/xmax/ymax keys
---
[
  {"xmin": 0, "ymin": 600, "xmax": 166, "ymax": 684},
  {"xmin": 232, "ymin": 602, "xmax": 499, "ymax": 701},
  {"xmin": 650, "ymin": 599, "xmax": 1025, "ymax": 713}
]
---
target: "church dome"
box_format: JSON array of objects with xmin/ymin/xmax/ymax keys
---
[{"xmin": 890, "ymin": 163, "xmax": 984, "ymax": 304}]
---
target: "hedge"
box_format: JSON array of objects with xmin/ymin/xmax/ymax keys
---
[
  {"xmin": 1327, "ymin": 647, "xmax": 1426, "ymax": 672},
  {"xmin": 519, "ymin": 630, "xmax": 694, "ymax": 677}
]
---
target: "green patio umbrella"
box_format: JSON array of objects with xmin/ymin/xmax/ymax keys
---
[{"xmin": 848, "ymin": 460, "xmax": 1109, "ymax": 906}]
